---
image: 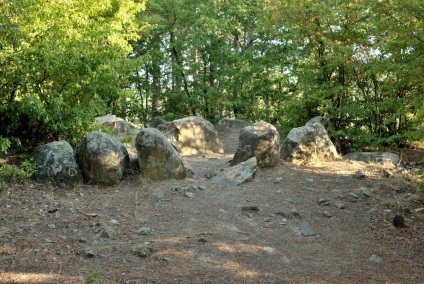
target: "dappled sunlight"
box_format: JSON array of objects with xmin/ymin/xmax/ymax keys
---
[
  {"xmin": 0, "ymin": 272, "xmax": 84, "ymax": 283},
  {"xmin": 213, "ymin": 242, "xmax": 275, "ymax": 254},
  {"xmin": 289, "ymin": 160, "xmax": 388, "ymax": 178},
  {"xmin": 222, "ymin": 260, "xmax": 259, "ymax": 278},
  {"xmin": 154, "ymin": 249, "xmax": 191, "ymax": 259}
]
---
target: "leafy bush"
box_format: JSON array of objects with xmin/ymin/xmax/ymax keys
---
[{"xmin": 0, "ymin": 157, "xmax": 38, "ymax": 179}]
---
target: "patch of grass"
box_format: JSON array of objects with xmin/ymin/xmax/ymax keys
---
[
  {"xmin": 383, "ymin": 199, "xmax": 396, "ymax": 208},
  {"xmin": 85, "ymin": 269, "xmax": 101, "ymax": 284},
  {"xmin": 0, "ymin": 157, "xmax": 38, "ymax": 179},
  {"xmin": 120, "ymin": 136, "xmax": 134, "ymax": 144}
]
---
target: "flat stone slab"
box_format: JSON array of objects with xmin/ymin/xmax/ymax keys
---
[{"xmin": 211, "ymin": 157, "xmax": 257, "ymax": 186}]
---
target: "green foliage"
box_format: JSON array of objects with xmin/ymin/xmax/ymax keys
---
[
  {"xmin": 0, "ymin": 0, "xmax": 422, "ymax": 151},
  {"xmin": 0, "ymin": 137, "xmax": 11, "ymax": 154},
  {"xmin": 85, "ymin": 269, "xmax": 101, "ymax": 284},
  {"xmin": 0, "ymin": 157, "xmax": 37, "ymax": 179},
  {"xmin": 0, "ymin": 0, "xmax": 146, "ymax": 149}
]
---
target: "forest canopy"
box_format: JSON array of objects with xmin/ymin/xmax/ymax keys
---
[{"xmin": 0, "ymin": 0, "xmax": 423, "ymax": 153}]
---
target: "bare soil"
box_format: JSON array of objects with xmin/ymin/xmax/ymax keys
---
[{"xmin": 1, "ymin": 129, "xmax": 423, "ymax": 284}]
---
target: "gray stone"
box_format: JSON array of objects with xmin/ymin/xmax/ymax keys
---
[
  {"xmin": 84, "ymin": 249, "xmax": 96, "ymax": 258},
  {"xmin": 305, "ymin": 116, "xmax": 334, "ymax": 133},
  {"xmin": 184, "ymin": 192, "xmax": 194, "ymax": 198},
  {"xmin": 135, "ymin": 227, "xmax": 153, "ymax": 235},
  {"xmin": 354, "ymin": 170, "xmax": 366, "ymax": 179},
  {"xmin": 164, "ymin": 116, "xmax": 224, "ymax": 156},
  {"xmin": 132, "ymin": 244, "xmax": 154, "ymax": 258},
  {"xmin": 215, "ymin": 118, "xmax": 251, "ymax": 131},
  {"xmin": 78, "ymin": 132, "xmax": 129, "ymax": 185},
  {"xmin": 335, "ymin": 202, "xmax": 346, "ymax": 209},
  {"xmin": 32, "ymin": 141, "xmax": 83, "ymax": 188},
  {"xmin": 349, "ymin": 193, "xmax": 359, "ymax": 199},
  {"xmin": 368, "ymin": 254, "xmax": 382, "ymax": 263},
  {"xmin": 300, "ymin": 225, "xmax": 316, "ymax": 237},
  {"xmin": 95, "ymin": 115, "xmax": 140, "ymax": 140},
  {"xmin": 318, "ymin": 199, "xmax": 330, "ymax": 206},
  {"xmin": 343, "ymin": 152, "xmax": 402, "ymax": 168},
  {"xmin": 414, "ymin": 208, "xmax": 424, "ymax": 213},
  {"xmin": 47, "ymin": 224, "xmax": 56, "ymax": 229},
  {"xmin": 231, "ymin": 122, "xmax": 280, "ymax": 168},
  {"xmin": 150, "ymin": 117, "xmax": 170, "ymax": 129},
  {"xmin": 274, "ymin": 177, "xmax": 283, "ymax": 183},
  {"xmin": 281, "ymin": 123, "xmax": 338, "ymax": 164},
  {"xmin": 135, "ymin": 128, "xmax": 193, "ymax": 180},
  {"xmin": 361, "ymin": 189, "xmax": 372, "ymax": 197},
  {"xmin": 211, "ymin": 157, "xmax": 257, "ymax": 186},
  {"xmin": 323, "ymin": 211, "xmax": 332, "ymax": 218}
]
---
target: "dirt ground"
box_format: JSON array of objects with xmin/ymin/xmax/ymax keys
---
[{"xmin": 0, "ymin": 129, "xmax": 423, "ymax": 284}]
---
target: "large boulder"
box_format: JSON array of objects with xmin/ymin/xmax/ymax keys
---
[
  {"xmin": 95, "ymin": 115, "xmax": 139, "ymax": 140},
  {"xmin": 150, "ymin": 117, "xmax": 170, "ymax": 131},
  {"xmin": 164, "ymin": 116, "xmax": 224, "ymax": 156},
  {"xmin": 135, "ymin": 128, "xmax": 194, "ymax": 180},
  {"xmin": 215, "ymin": 118, "xmax": 251, "ymax": 132},
  {"xmin": 343, "ymin": 152, "xmax": 401, "ymax": 168},
  {"xmin": 32, "ymin": 141, "xmax": 83, "ymax": 187},
  {"xmin": 212, "ymin": 157, "xmax": 257, "ymax": 186},
  {"xmin": 95, "ymin": 115, "xmax": 140, "ymax": 171},
  {"xmin": 305, "ymin": 116, "xmax": 334, "ymax": 133},
  {"xmin": 231, "ymin": 122, "xmax": 280, "ymax": 168},
  {"xmin": 78, "ymin": 132, "xmax": 130, "ymax": 185},
  {"xmin": 281, "ymin": 123, "xmax": 338, "ymax": 164}
]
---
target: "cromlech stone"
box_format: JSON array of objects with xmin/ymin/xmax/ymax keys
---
[
  {"xmin": 32, "ymin": 141, "xmax": 83, "ymax": 188},
  {"xmin": 78, "ymin": 132, "xmax": 129, "ymax": 185},
  {"xmin": 281, "ymin": 122, "xmax": 338, "ymax": 164},
  {"xmin": 343, "ymin": 152, "xmax": 402, "ymax": 168},
  {"xmin": 164, "ymin": 116, "xmax": 224, "ymax": 156},
  {"xmin": 305, "ymin": 116, "xmax": 335, "ymax": 133},
  {"xmin": 211, "ymin": 157, "xmax": 257, "ymax": 186},
  {"xmin": 95, "ymin": 115, "xmax": 140, "ymax": 140},
  {"xmin": 215, "ymin": 118, "xmax": 251, "ymax": 132},
  {"xmin": 135, "ymin": 128, "xmax": 193, "ymax": 180},
  {"xmin": 231, "ymin": 122, "xmax": 280, "ymax": 168}
]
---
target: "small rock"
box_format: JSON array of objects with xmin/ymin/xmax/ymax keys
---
[
  {"xmin": 354, "ymin": 170, "xmax": 366, "ymax": 179},
  {"xmin": 290, "ymin": 208, "xmax": 300, "ymax": 217},
  {"xmin": 274, "ymin": 178, "xmax": 283, "ymax": 183},
  {"xmin": 300, "ymin": 225, "xmax": 316, "ymax": 237},
  {"xmin": 193, "ymin": 185, "xmax": 207, "ymax": 191},
  {"xmin": 110, "ymin": 219, "xmax": 120, "ymax": 225},
  {"xmin": 335, "ymin": 202, "xmax": 346, "ymax": 209},
  {"xmin": 85, "ymin": 249, "xmax": 96, "ymax": 258},
  {"xmin": 241, "ymin": 206, "xmax": 260, "ymax": 212},
  {"xmin": 79, "ymin": 237, "xmax": 88, "ymax": 243},
  {"xmin": 414, "ymin": 208, "xmax": 424, "ymax": 213},
  {"xmin": 47, "ymin": 224, "xmax": 56, "ymax": 229},
  {"xmin": 348, "ymin": 193, "xmax": 358, "ymax": 199},
  {"xmin": 45, "ymin": 239, "xmax": 55, "ymax": 243},
  {"xmin": 318, "ymin": 199, "xmax": 330, "ymax": 206},
  {"xmin": 135, "ymin": 227, "xmax": 153, "ymax": 235},
  {"xmin": 393, "ymin": 215, "xmax": 407, "ymax": 228},
  {"xmin": 361, "ymin": 189, "xmax": 372, "ymax": 197},
  {"xmin": 54, "ymin": 211, "xmax": 61, "ymax": 219},
  {"xmin": 132, "ymin": 244, "xmax": 154, "ymax": 258},
  {"xmin": 401, "ymin": 207, "xmax": 411, "ymax": 214},
  {"xmin": 368, "ymin": 254, "xmax": 382, "ymax": 263},
  {"xmin": 184, "ymin": 192, "xmax": 194, "ymax": 198},
  {"xmin": 150, "ymin": 191, "xmax": 165, "ymax": 201},
  {"xmin": 172, "ymin": 186, "xmax": 191, "ymax": 192},
  {"xmin": 323, "ymin": 211, "xmax": 332, "ymax": 218},
  {"xmin": 100, "ymin": 228, "xmax": 114, "ymax": 239}
]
